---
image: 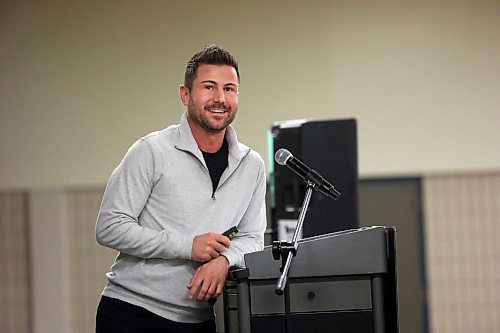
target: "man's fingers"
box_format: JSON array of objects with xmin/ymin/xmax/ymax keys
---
[
  {"xmin": 211, "ymin": 242, "xmax": 226, "ymax": 256},
  {"xmin": 202, "ymin": 236, "xmax": 230, "ymax": 260},
  {"xmin": 201, "ymin": 283, "xmax": 218, "ymax": 301},
  {"xmin": 215, "ymin": 282, "xmax": 223, "ymax": 297},
  {"xmin": 195, "ymin": 275, "xmax": 219, "ymax": 301},
  {"xmin": 197, "ymin": 282, "xmax": 211, "ymax": 301},
  {"xmin": 187, "ymin": 281, "xmax": 199, "ymax": 299},
  {"xmin": 192, "ymin": 233, "xmax": 231, "ymax": 262},
  {"xmin": 188, "ymin": 257, "xmax": 229, "ymax": 302},
  {"xmin": 216, "ymin": 234, "xmax": 231, "ymax": 247},
  {"xmin": 187, "ymin": 269, "xmax": 202, "ymax": 299}
]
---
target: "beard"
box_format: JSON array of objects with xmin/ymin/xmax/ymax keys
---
[{"xmin": 187, "ymin": 99, "xmax": 237, "ymax": 134}]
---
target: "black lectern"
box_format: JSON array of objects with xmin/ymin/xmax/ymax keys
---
[{"xmin": 223, "ymin": 226, "xmax": 399, "ymax": 333}]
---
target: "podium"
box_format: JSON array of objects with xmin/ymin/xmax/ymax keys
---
[{"xmin": 223, "ymin": 226, "xmax": 399, "ymax": 333}]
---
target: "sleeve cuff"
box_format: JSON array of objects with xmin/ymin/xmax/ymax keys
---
[
  {"xmin": 221, "ymin": 248, "xmax": 243, "ymax": 268},
  {"xmin": 163, "ymin": 232, "xmax": 194, "ymax": 260}
]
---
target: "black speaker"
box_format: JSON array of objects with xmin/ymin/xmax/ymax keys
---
[{"xmin": 270, "ymin": 119, "xmax": 358, "ymax": 239}]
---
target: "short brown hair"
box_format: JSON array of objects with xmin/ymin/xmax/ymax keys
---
[{"xmin": 184, "ymin": 45, "xmax": 240, "ymax": 91}]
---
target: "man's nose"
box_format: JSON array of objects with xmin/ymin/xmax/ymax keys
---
[{"xmin": 212, "ymin": 87, "xmax": 226, "ymax": 103}]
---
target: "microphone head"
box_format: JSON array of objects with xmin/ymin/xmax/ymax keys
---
[{"xmin": 275, "ymin": 148, "xmax": 292, "ymax": 165}]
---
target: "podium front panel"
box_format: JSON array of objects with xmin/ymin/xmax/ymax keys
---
[{"xmin": 223, "ymin": 226, "xmax": 399, "ymax": 333}]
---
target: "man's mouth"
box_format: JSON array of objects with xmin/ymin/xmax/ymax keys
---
[{"xmin": 207, "ymin": 109, "xmax": 226, "ymax": 114}]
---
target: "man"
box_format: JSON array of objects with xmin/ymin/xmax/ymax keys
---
[{"xmin": 95, "ymin": 45, "xmax": 267, "ymax": 333}]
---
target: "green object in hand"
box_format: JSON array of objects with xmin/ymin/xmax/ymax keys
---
[{"xmin": 222, "ymin": 226, "xmax": 238, "ymax": 240}]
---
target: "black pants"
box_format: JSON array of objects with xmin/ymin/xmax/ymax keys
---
[{"xmin": 96, "ymin": 296, "xmax": 216, "ymax": 333}]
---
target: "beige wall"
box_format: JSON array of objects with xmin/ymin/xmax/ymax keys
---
[{"xmin": 1, "ymin": 0, "xmax": 499, "ymax": 190}]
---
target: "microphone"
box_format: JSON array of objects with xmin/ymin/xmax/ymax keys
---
[{"xmin": 275, "ymin": 148, "xmax": 341, "ymax": 199}]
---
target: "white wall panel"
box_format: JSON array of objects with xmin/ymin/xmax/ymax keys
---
[
  {"xmin": 424, "ymin": 172, "xmax": 500, "ymax": 333},
  {"xmin": 0, "ymin": 193, "xmax": 30, "ymax": 333}
]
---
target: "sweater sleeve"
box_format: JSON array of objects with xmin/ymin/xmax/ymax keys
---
[
  {"xmin": 222, "ymin": 154, "xmax": 267, "ymax": 268},
  {"xmin": 95, "ymin": 139, "xmax": 193, "ymax": 260}
]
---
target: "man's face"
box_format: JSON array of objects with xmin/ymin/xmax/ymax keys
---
[{"xmin": 180, "ymin": 64, "xmax": 239, "ymax": 134}]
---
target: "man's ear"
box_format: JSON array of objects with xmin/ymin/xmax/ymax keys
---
[{"xmin": 179, "ymin": 85, "xmax": 190, "ymax": 106}]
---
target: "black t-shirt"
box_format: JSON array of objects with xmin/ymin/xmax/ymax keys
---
[{"xmin": 201, "ymin": 139, "xmax": 229, "ymax": 194}]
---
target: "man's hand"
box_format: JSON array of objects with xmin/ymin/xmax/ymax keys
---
[
  {"xmin": 187, "ymin": 256, "xmax": 230, "ymax": 301},
  {"xmin": 191, "ymin": 232, "xmax": 230, "ymax": 262}
]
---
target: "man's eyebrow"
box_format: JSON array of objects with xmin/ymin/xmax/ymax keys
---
[{"xmin": 200, "ymin": 80, "xmax": 238, "ymax": 88}]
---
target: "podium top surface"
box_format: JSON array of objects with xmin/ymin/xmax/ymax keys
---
[{"xmin": 243, "ymin": 226, "xmax": 395, "ymax": 280}]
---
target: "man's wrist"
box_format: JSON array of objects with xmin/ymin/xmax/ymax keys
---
[{"xmin": 219, "ymin": 254, "xmax": 230, "ymax": 267}]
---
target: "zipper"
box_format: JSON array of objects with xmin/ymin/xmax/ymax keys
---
[{"xmin": 174, "ymin": 144, "xmax": 231, "ymax": 202}]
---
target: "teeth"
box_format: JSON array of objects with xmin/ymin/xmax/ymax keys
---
[{"xmin": 208, "ymin": 109, "xmax": 225, "ymax": 113}]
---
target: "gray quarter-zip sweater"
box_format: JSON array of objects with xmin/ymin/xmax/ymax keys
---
[{"xmin": 95, "ymin": 112, "xmax": 267, "ymax": 323}]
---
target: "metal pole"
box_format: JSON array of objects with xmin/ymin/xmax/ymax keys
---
[{"xmin": 276, "ymin": 183, "xmax": 314, "ymax": 294}]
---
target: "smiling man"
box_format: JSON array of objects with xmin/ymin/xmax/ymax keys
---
[{"xmin": 95, "ymin": 45, "xmax": 267, "ymax": 333}]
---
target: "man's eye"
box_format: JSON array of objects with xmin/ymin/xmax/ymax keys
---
[
  {"xmin": 225, "ymin": 87, "xmax": 235, "ymax": 92},
  {"xmin": 204, "ymin": 85, "xmax": 214, "ymax": 90}
]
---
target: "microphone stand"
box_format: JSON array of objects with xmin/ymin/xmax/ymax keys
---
[{"xmin": 272, "ymin": 181, "xmax": 315, "ymax": 333}]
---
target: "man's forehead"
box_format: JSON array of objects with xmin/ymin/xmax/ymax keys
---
[{"xmin": 195, "ymin": 64, "xmax": 239, "ymax": 84}]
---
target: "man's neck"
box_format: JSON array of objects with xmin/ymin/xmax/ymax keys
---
[{"xmin": 187, "ymin": 118, "xmax": 226, "ymax": 153}]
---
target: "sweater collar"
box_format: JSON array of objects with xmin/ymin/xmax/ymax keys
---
[{"xmin": 175, "ymin": 112, "xmax": 250, "ymax": 164}]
